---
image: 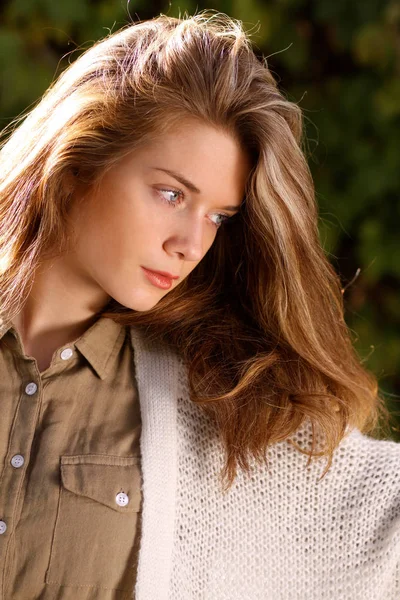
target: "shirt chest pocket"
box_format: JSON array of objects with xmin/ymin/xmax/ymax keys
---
[{"xmin": 45, "ymin": 454, "xmax": 142, "ymax": 594}]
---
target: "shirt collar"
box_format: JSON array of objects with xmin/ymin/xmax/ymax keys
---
[
  {"xmin": 0, "ymin": 314, "xmax": 127, "ymax": 380},
  {"xmin": 73, "ymin": 316, "xmax": 127, "ymax": 380}
]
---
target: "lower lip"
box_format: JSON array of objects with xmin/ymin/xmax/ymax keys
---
[{"xmin": 141, "ymin": 267, "xmax": 173, "ymax": 289}]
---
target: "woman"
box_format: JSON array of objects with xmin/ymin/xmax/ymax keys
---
[{"xmin": 0, "ymin": 10, "xmax": 399, "ymax": 600}]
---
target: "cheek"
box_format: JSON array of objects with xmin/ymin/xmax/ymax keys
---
[
  {"xmin": 87, "ymin": 189, "xmax": 145, "ymax": 240},
  {"xmin": 82, "ymin": 190, "xmax": 173, "ymax": 267}
]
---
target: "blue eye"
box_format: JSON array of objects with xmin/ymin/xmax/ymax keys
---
[
  {"xmin": 158, "ymin": 188, "xmax": 183, "ymax": 206},
  {"xmin": 157, "ymin": 188, "xmax": 231, "ymax": 228}
]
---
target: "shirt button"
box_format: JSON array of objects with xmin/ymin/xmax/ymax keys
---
[
  {"xmin": 11, "ymin": 454, "xmax": 25, "ymax": 468},
  {"xmin": 25, "ymin": 382, "xmax": 37, "ymax": 395},
  {"xmin": 0, "ymin": 521, "xmax": 7, "ymax": 535},
  {"xmin": 60, "ymin": 348, "xmax": 73, "ymax": 360},
  {"xmin": 115, "ymin": 492, "xmax": 129, "ymax": 507}
]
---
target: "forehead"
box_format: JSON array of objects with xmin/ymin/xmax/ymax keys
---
[{"xmin": 124, "ymin": 120, "xmax": 252, "ymax": 202}]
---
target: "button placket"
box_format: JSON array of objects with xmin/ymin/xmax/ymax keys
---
[{"xmin": 0, "ymin": 373, "xmax": 40, "ymax": 555}]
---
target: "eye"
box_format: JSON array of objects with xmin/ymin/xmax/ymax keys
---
[
  {"xmin": 156, "ymin": 188, "xmax": 232, "ymax": 229},
  {"xmin": 158, "ymin": 188, "xmax": 184, "ymax": 206}
]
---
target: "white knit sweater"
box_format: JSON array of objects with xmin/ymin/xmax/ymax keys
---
[{"xmin": 129, "ymin": 327, "xmax": 400, "ymax": 600}]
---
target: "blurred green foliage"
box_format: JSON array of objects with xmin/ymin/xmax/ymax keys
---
[{"xmin": 0, "ymin": 0, "xmax": 399, "ymax": 434}]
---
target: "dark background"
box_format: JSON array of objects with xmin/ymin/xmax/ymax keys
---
[{"xmin": 1, "ymin": 0, "xmax": 399, "ymax": 436}]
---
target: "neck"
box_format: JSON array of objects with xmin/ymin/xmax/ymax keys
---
[{"xmin": 11, "ymin": 252, "xmax": 110, "ymax": 362}]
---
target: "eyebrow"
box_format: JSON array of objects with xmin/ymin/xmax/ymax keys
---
[{"xmin": 149, "ymin": 166, "xmax": 241, "ymax": 213}]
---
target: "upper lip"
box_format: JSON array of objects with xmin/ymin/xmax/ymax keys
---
[{"xmin": 142, "ymin": 266, "xmax": 179, "ymax": 280}]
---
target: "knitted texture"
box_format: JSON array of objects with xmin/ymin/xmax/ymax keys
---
[{"xmin": 129, "ymin": 328, "xmax": 400, "ymax": 600}]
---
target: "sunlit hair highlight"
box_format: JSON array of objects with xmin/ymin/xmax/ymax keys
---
[{"xmin": 0, "ymin": 10, "xmax": 392, "ymax": 491}]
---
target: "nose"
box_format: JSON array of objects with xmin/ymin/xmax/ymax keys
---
[{"xmin": 166, "ymin": 213, "xmax": 208, "ymax": 262}]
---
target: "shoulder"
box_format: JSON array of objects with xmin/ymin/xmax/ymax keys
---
[
  {"xmin": 332, "ymin": 427, "xmax": 400, "ymax": 480},
  {"xmin": 281, "ymin": 424, "xmax": 400, "ymax": 489},
  {"xmin": 330, "ymin": 428, "xmax": 400, "ymax": 500}
]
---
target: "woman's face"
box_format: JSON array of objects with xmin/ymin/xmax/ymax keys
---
[{"xmin": 68, "ymin": 118, "xmax": 252, "ymax": 312}]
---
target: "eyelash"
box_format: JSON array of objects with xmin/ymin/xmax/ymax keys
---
[{"xmin": 156, "ymin": 188, "xmax": 232, "ymax": 228}]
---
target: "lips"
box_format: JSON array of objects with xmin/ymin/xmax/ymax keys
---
[
  {"xmin": 141, "ymin": 267, "xmax": 176, "ymax": 290},
  {"xmin": 142, "ymin": 267, "xmax": 179, "ymax": 280}
]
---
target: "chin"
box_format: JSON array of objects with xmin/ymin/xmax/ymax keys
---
[{"xmin": 109, "ymin": 287, "xmax": 168, "ymax": 312}]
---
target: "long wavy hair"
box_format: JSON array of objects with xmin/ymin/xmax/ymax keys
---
[{"xmin": 0, "ymin": 10, "xmax": 393, "ymax": 491}]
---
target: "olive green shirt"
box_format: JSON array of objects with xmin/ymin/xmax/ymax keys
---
[{"xmin": 0, "ymin": 316, "xmax": 142, "ymax": 599}]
